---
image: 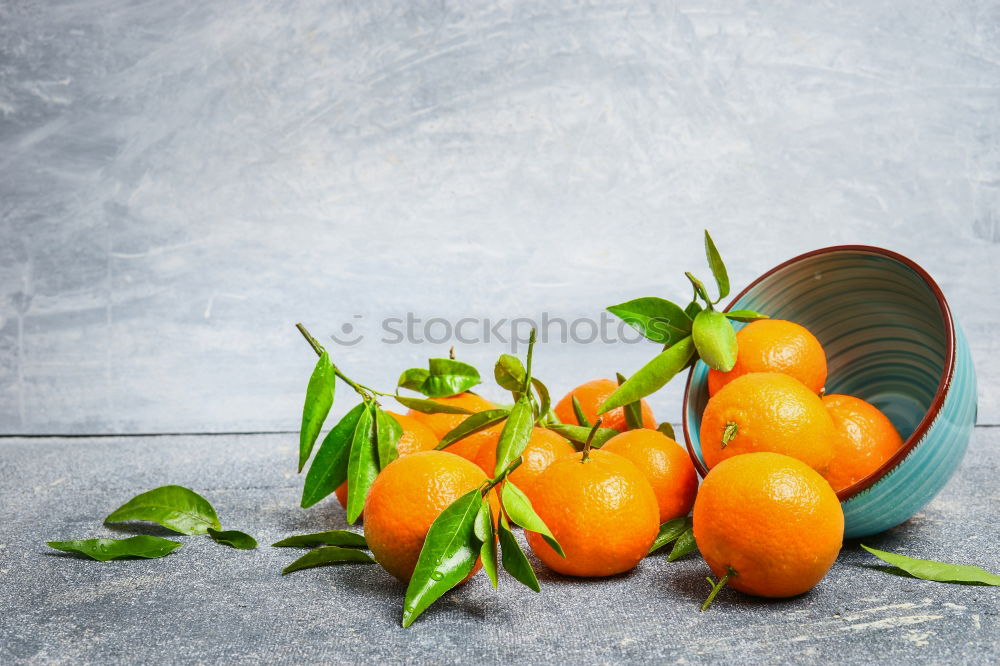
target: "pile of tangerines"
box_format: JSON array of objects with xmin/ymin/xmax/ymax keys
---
[{"xmin": 327, "ymin": 318, "xmax": 903, "ymax": 610}]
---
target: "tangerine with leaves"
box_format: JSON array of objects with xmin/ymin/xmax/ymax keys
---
[
  {"xmin": 601, "ymin": 429, "xmax": 698, "ymax": 523},
  {"xmin": 822, "ymin": 394, "xmax": 904, "ymax": 492},
  {"xmin": 335, "ymin": 411, "xmax": 439, "ymax": 514},
  {"xmin": 693, "ymin": 452, "xmax": 843, "ymax": 600},
  {"xmin": 700, "ymin": 372, "xmax": 835, "ymax": 474},
  {"xmin": 408, "ymin": 392, "xmax": 498, "ymax": 460},
  {"xmin": 707, "ymin": 319, "xmax": 827, "ymax": 396},
  {"xmin": 363, "ymin": 450, "xmax": 498, "ymax": 582},
  {"xmin": 474, "ymin": 427, "xmax": 575, "ymax": 492},
  {"xmin": 554, "ymin": 379, "xmax": 655, "ymax": 432},
  {"xmin": 525, "ymin": 447, "xmax": 658, "ymax": 577}
]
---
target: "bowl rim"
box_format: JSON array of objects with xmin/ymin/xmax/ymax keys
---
[{"xmin": 681, "ymin": 244, "xmax": 956, "ymax": 501}]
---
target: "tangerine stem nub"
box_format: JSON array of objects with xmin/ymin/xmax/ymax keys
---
[
  {"xmin": 700, "ymin": 566, "xmax": 737, "ymax": 612},
  {"xmin": 581, "ymin": 418, "xmax": 603, "ymax": 463},
  {"xmin": 721, "ymin": 422, "xmax": 738, "ymax": 448}
]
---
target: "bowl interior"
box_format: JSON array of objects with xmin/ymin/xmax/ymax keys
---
[{"xmin": 684, "ymin": 247, "xmax": 952, "ymax": 495}]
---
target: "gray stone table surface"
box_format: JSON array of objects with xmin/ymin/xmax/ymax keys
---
[{"xmin": 1, "ymin": 428, "xmax": 996, "ymax": 665}]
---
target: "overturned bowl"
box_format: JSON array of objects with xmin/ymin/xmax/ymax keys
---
[{"xmin": 682, "ymin": 246, "xmax": 977, "ymax": 538}]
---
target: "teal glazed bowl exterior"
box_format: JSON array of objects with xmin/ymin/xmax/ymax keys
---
[{"xmin": 682, "ymin": 246, "xmax": 977, "ymax": 538}]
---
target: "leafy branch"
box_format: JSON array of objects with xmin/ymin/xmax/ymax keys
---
[
  {"xmin": 598, "ymin": 231, "xmax": 768, "ymax": 415},
  {"xmin": 435, "ymin": 330, "xmax": 556, "ymax": 473}
]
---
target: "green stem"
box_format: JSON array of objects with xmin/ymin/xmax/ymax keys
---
[
  {"xmin": 481, "ymin": 457, "xmax": 523, "ymax": 493},
  {"xmin": 522, "ymin": 329, "xmax": 537, "ymax": 395},
  {"xmin": 701, "ymin": 567, "xmax": 737, "ymax": 611},
  {"xmin": 685, "ymin": 272, "xmax": 712, "ymax": 308},
  {"xmin": 296, "ymin": 323, "xmax": 383, "ymax": 401},
  {"xmin": 296, "ymin": 322, "xmax": 325, "ymax": 356},
  {"xmin": 581, "ymin": 418, "xmax": 603, "ymax": 463}
]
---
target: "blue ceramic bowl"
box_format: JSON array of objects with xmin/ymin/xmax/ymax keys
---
[{"xmin": 682, "ymin": 246, "xmax": 977, "ymax": 538}]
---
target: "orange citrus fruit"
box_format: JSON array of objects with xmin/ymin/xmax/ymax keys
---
[
  {"xmin": 601, "ymin": 429, "xmax": 698, "ymax": 523},
  {"xmin": 363, "ymin": 450, "xmax": 497, "ymax": 582},
  {"xmin": 822, "ymin": 394, "xmax": 904, "ymax": 492},
  {"xmin": 700, "ymin": 372, "xmax": 835, "ymax": 474},
  {"xmin": 525, "ymin": 449, "xmax": 659, "ymax": 577},
  {"xmin": 554, "ymin": 379, "xmax": 656, "ymax": 432},
  {"xmin": 407, "ymin": 392, "xmax": 498, "ymax": 460},
  {"xmin": 693, "ymin": 452, "xmax": 844, "ymax": 598},
  {"xmin": 335, "ymin": 411, "xmax": 439, "ymax": 513},
  {"xmin": 708, "ymin": 319, "xmax": 827, "ymax": 396},
  {"xmin": 473, "ymin": 426, "xmax": 575, "ymax": 491}
]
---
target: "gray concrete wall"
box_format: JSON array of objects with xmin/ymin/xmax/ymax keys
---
[{"xmin": 2, "ymin": 0, "xmax": 998, "ymax": 435}]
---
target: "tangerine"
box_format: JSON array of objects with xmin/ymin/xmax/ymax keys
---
[
  {"xmin": 693, "ymin": 452, "xmax": 844, "ymax": 598},
  {"xmin": 554, "ymin": 379, "xmax": 656, "ymax": 432},
  {"xmin": 473, "ymin": 426, "xmax": 575, "ymax": 491},
  {"xmin": 700, "ymin": 372, "xmax": 835, "ymax": 474},
  {"xmin": 708, "ymin": 319, "xmax": 827, "ymax": 396},
  {"xmin": 525, "ymin": 449, "xmax": 659, "ymax": 577},
  {"xmin": 822, "ymin": 394, "xmax": 904, "ymax": 492},
  {"xmin": 407, "ymin": 392, "xmax": 498, "ymax": 460},
  {"xmin": 601, "ymin": 429, "xmax": 698, "ymax": 523},
  {"xmin": 363, "ymin": 450, "xmax": 497, "ymax": 582}
]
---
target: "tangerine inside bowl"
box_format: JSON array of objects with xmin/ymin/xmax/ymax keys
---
[{"xmin": 682, "ymin": 246, "xmax": 977, "ymax": 538}]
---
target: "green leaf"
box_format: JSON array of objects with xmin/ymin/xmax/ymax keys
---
[
  {"xmin": 397, "ymin": 368, "xmax": 430, "ymax": 392},
  {"xmin": 501, "ymin": 482, "xmax": 564, "ymax": 557},
  {"xmin": 47, "ymin": 536, "xmax": 182, "ymax": 562},
  {"xmin": 571, "ymin": 396, "xmax": 590, "ymax": 427},
  {"xmin": 703, "ymin": 230, "xmax": 730, "ymax": 302},
  {"xmin": 301, "ymin": 403, "xmax": 367, "ymax": 509},
  {"xmin": 375, "ymin": 407, "xmax": 403, "ymax": 470},
  {"xmin": 684, "ymin": 300, "xmax": 703, "ymax": 320},
  {"xmin": 494, "ymin": 354, "xmax": 526, "ymax": 392},
  {"xmin": 476, "ymin": 501, "xmax": 498, "ymax": 589},
  {"xmin": 394, "ymin": 395, "xmax": 472, "ymax": 415},
  {"xmin": 207, "ymin": 528, "xmax": 257, "ymax": 550},
  {"xmin": 282, "ymin": 545, "xmax": 375, "ymax": 574},
  {"xmin": 105, "ymin": 485, "xmax": 221, "ymax": 535},
  {"xmin": 402, "ymin": 489, "xmax": 483, "ymax": 627},
  {"xmin": 271, "ymin": 530, "xmax": 368, "ymax": 548},
  {"xmin": 725, "ymin": 309, "xmax": 769, "ymax": 323},
  {"xmin": 497, "ymin": 516, "xmax": 540, "ymax": 592},
  {"xmin": 648, "ymin": 517, "xmax": 692, "ymax": 554},
  {"xmin": 545, "ymin": 424, "xmax": 619, "ymax": 449},
  {"xmin": 656, "ymin": 422, "xmax": 676, "ymax": 440},
  {"xmin": 300, "ymin": 352, "xmax": 336, "ymax": 472},
  {"xmin": 606, "ymin": 297, "xmax": 693, "ymax": 346},
  {"xmin": 345, "ymin": 404, "xmax": 378, "ymax": 523},
  {"xmin": 420, "ymin": 359, "xmax": 481, "ymax": 398},
  {"xmin": 685, "ymin": 272, "xmax": 711, "ymax": 304},
  {"xmin": 861, "ymin": 545, "xmax": 1000, "ymax": 585},
  {"xmin": 598, "ymin": 337, "xmax": 696, "ymax": 414},
  {"xmin": 494, "ymin": 397, "xmax": 534, "ymax": 475},
  {"xmin": 531, "ymin": 377, "xmax": 551, "ymax": 424},
  {"xmin": 667, "ymin": 527, "xmax": 697, "ymax": 561},
  {"xmin": 437, "ymin": 408, "xmax": 510, "ymax": 451},
  {"xmin": 616, "ymin": 372, "xmax": 644, "ymax": 431},
  {"xmin": 692, "ymin": 310, "xmax": 738, "ymax": 372}
]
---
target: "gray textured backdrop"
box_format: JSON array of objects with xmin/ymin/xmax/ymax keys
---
[{"xmin": 2, "ymin": 0, "xmax": 999, "ymax": 434}]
